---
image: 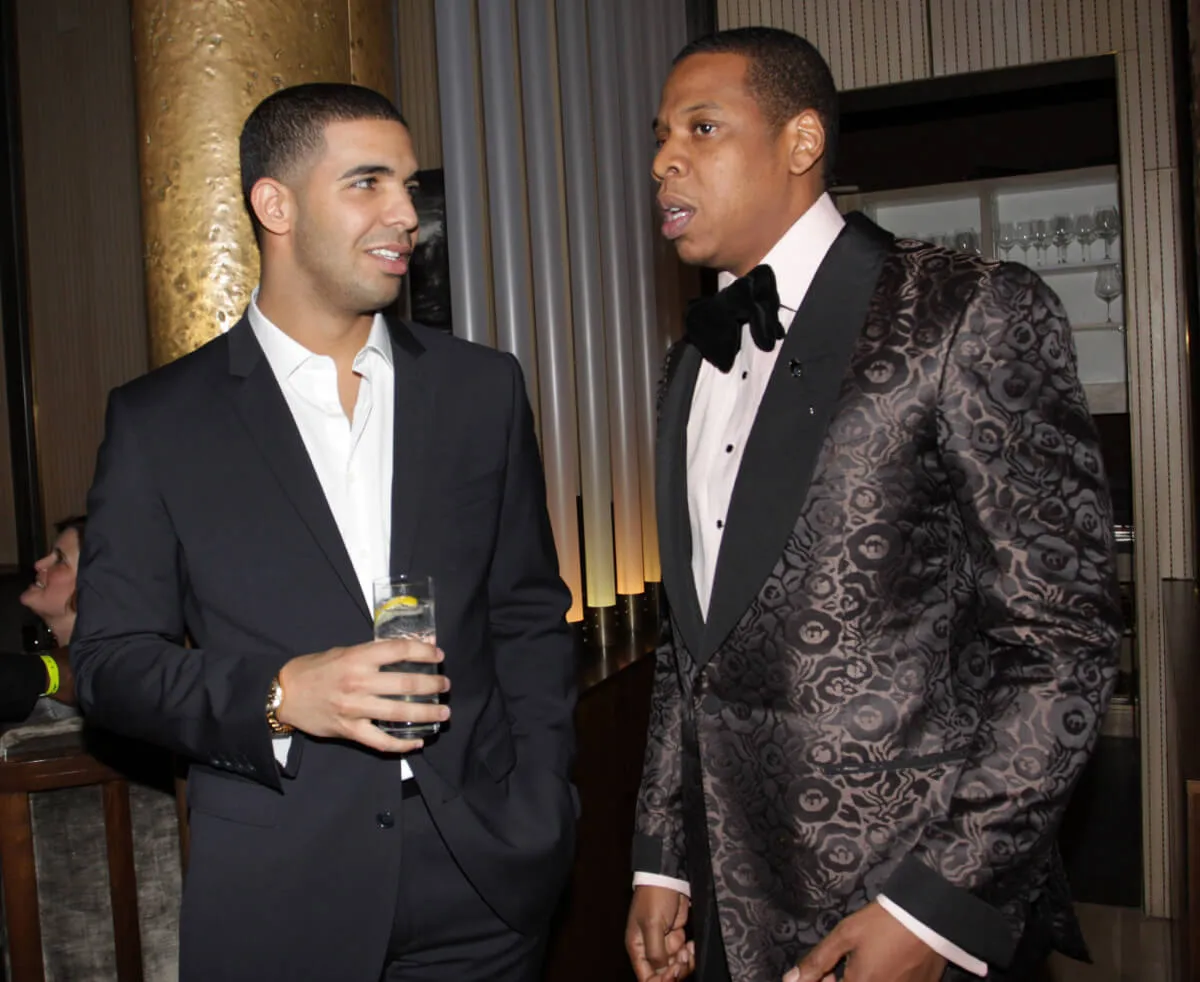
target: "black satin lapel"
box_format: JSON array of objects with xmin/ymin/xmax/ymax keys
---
[
  {"xmin": 387, "ymin": 321, "xmax": 432, "ymax": 578},
  {"xmin": 699, "ymin": 221, "xmax": 890, "ymax": 664},
  {"xmin": 655, "ymin": 342, "xmax": 705, "ymax": 656},
  {"xmin": 227, "ymin": 333, "xmax": 370, "ymax": 625}
]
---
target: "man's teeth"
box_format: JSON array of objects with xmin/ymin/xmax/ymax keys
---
[{"xmin": 370, "ymin": 248, "xmax": 401, "ymax": 260}]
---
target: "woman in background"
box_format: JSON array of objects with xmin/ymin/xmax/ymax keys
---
[
  {"xmin": 0, "ymin": 515, "xmax": 85, "ymax": 722},
  {"xmin": 0, "ymin": 514, "xmax": 182, "ymax": 981}
]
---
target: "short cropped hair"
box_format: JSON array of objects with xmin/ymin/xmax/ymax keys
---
[
  {"xmin": 675, "ymin": 27, "xmax": 839, "ymax": 175},
  {"xmin": 239, "ymin": 83, "xmax": 407, "ymax": 242}
]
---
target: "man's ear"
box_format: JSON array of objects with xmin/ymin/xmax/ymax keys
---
[
  {"xmin": 248, "ymin": 177, "xmax": 292, "ymax": 237},
  {"xmin": 785, "ymin": 109, "xmax": 826, "ymax": 178}
]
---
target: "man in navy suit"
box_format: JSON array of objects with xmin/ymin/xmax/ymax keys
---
[{"xmin": 74, "ymin": 83, "xmax": 577, "ymax": 982}]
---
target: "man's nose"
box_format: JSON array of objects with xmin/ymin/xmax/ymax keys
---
[
  {"xmin": 385, "ymin": 191, "xmax": 419, "ymax": 232},
  {"xmin": 652, "ymin": 141, "xmax": 684, "ymax": 184}
]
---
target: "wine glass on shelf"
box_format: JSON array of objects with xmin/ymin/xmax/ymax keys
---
[
  {"xmin": 1050, "ymin": 214, "xmax": 1074, "ymax": 264},
  {"xmin": 1094, "ymin": 264, "xmax": 1123, "ymax": 326},
  {"xmin": 996, "ymin": 222, "xmax": 1017, "ymax": 261},
  {"xmin": 1094, "ymin": 206, "xmax": 1120, "ymax": 260},
  {"xmin": 954, "ymin": 228, "xmax": 980, "ymax": 256},
  {"xmin": 1030, "ymin": 218, "xmax": 1050, "ymax": 265},
  {"xmin": 1015, "ymin": 221, "xmax": 1034, "ymax": 264},
  {"xmin": 1074, "ymin": 212, "xmax": 1096, "ymax": 262}
]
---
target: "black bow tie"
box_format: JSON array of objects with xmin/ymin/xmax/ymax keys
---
[{"xmin": 685, "ymin": 264, "xmax": 783, "ymax": 373}]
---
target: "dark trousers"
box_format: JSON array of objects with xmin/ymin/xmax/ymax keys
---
[{"xmin": 380, "ymin": 785, "xmax": 546, "ymax": 981}]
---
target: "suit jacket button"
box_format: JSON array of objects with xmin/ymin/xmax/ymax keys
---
[
  {"xmin": 700, "ymin": 694, "xmax": 721, "ymax": 715},
  {"xmin": 376, "ymin": 811, "xmax": 395, "ymax": 829}
]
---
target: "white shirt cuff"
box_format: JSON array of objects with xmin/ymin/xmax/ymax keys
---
[
  {"xmin": 876, "ymin": 893, "xmax": 988, "ymax": 977},
  {"xmin": 632, "ymin": 873, "xmax": 691, "ymax": 898}
]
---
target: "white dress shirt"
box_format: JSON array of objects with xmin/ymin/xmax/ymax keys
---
[
  {"xmin": 248, "ymin": 292, "xmax": 412, "ymax": 781},
  {"xmin": 634, "ymin": 195, "xmax": 986, "ymax": 976}
]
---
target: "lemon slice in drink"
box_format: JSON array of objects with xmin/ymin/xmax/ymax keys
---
[{"xmin": 374, "ymin": 594, "xmax": 420, "ymax": 625}]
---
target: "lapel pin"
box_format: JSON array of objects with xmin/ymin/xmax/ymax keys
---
[{"xmin": 789, "ymin": 359, "xmax": 804, "ymax": 378}]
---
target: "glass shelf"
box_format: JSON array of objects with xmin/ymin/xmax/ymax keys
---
[{"xmin": 855, "ymin": 166, "xmax": 1127, "ymax": 415}]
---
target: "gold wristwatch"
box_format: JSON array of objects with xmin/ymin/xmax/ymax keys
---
[{"xmin": 265, "ymin": 674, "xmax": 294, "ymax": 735}]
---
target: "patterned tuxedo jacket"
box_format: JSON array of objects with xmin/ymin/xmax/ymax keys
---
[{"xmin": 634, "ymin": 215, "xmax": 1122, "ymax": 982}]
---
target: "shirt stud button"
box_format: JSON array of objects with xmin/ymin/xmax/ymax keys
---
[
  {"xmin": 725, "ymin": 444, "xmax": 734, "ymax": 453},
  {"xmin": 716, "ymin": 520, "xmax": 724, "ymax": 530},
  {"xmin": 741, "ymin": 371, "xmax": 749, "ymax": 380}
]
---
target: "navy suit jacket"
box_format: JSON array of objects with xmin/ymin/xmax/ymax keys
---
[{"xmin": 73, "ymin": 316, "xmax": 577, "ymax": 981}]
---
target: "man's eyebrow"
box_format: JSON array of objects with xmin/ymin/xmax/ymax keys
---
[
  {"xmin": 338, "ymin": 163, "xmax": 394, "ymax": 180},
  {"xmin": 652, "ymin": 102, "xmax": 723, "ymax": 130}
]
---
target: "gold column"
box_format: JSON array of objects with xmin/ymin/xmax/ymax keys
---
[{"xmin": 132, "ymin": 1, "xmax": 396, "ymax": 368}]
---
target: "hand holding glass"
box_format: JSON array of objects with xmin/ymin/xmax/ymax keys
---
[{"xmin": 373, "ymin": 575, "xmax": 441, "ymax": 738}]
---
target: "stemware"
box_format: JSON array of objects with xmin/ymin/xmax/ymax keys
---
[
  {"xmin": 1050, "ymin": 214, "xmax": 1074, "ymax": 264},
  {"xmin": 1074, "ymin": 212, "xmax": 1096, "ymax": 262},
  {"xmin": 954, "ymin": 228, "xmax": 980, "ymax": 256},
  {"xmin": 1030, "ymin": 218, "xmax": 1050, "ymax": 266},
  {"xmin": 1015, "ymin": 221, "xmax": 1034, "ymax": 264},
  {"xmin": 1094, "ymin": 206, "xmax": 1120, "ymax": 260},
  {"xmin": 996, "ymin": 222, "xmax": 1017, "ymax": 260},
  {"xmin": 1094, "ymin": 264, "xmax": 1123, "ymax": 325}
]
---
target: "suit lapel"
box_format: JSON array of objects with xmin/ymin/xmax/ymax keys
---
[
  {"xmin": 656, "ymin": 342, "xmax": 705, "ymax": 658},
  {"xmin": 699, "ymin": 216, "xmax": 891, "ymax": 664},
  {"xmin": 386, "ymin": 319, "xmax": 432, "ymax": 577},
  {"xmin": 226, "ymin": 318, "xmax": 370, "ymax": 624}
]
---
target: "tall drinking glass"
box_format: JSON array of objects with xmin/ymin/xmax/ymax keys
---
[{"xmin": 373, "ymin": 575, "xmax": 440, "ymax": 738}]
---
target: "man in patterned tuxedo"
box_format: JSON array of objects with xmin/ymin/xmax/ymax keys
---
[{"xmin": 626, "ymin": 27, "xmax": 1121, "ymax": 982}]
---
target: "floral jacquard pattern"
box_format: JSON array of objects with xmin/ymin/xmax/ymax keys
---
[{"xmin": 635, "ymin": 240, "xmax": 1121, "ymax": 982}]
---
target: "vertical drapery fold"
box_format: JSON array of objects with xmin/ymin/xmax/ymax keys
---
[
  {"xmin": 434, "ymin": 0, "xmax": 493, "ymax": 346},
  {"xmin": 587, "ymin": 0, "xmax": 644, "ymax": 597},
  {"xmin": 420, "ymin": 0, "xmax": 692, "ymax": 618},
  {"xmin": 555, "ymin": 0, "xmax": 616, "ymax": 609},
  {"xmin": 479, "ymin": 0, "xmax": 541, "ymax": 435},
  {"xmin": 516, "ymin": 0, "xmax": 583, "ymax": 620}
]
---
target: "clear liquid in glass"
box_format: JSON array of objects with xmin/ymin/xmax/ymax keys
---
[{"xmin": 374, "ymin": 597, "xmax": 439, "ymax": 738}]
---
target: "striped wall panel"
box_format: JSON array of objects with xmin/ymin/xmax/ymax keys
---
[
  {"xmin": 716, "ymin": 0, "xmax": 1191, "ymax": 919},
  {"xmin": 719, "ymin": 0, "xmax": 930, "ymax": 86},
  {"xmin": 16, "ymin": 0, "xmax": 148, "ymax": 550},
  {"xmin": 397, "ymin": 0, "xmax": 443, "ymax": 169}
]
